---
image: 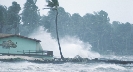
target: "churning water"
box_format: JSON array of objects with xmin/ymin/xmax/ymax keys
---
[
  {"xmin": 0, "ymin": 26, "xmax": 133, "ymax": 72},
  {"xmin": 0, "ymin": 61, "xmax": 133, "ymax": 72}
]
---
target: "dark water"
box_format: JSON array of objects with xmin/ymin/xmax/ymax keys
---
[{"xmin": 0, "ymin": 56, "xmax": 133, "ymax": 72}]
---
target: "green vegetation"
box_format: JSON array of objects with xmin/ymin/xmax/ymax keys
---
[{"xmin": 21, "ymin": 0, "xmax": 40, "ymax": 36}]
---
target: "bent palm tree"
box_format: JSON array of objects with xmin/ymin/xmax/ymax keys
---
[
  {"xmin": 45, "ymin": 0, "xmax": 64, "ymax": 59},
  {"xmin": 55, "ymin": 9, "xmax": 64, "ymax": 59}
]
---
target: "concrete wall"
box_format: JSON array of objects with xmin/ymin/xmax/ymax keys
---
[{"xmin": 0, "ymin": 36, "xmax": 43, "ymax": 54}]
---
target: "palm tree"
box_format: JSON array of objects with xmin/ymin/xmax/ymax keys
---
[
  {"xmin": 45, "ymin": 0, "xmax": 64, "ymax": 59},
  {"xmin": 55, "ymin": 9, "xmax": 64, "ymax": 59}
]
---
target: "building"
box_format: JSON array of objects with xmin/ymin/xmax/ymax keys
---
[{"xmin": 0, "ymin": 33, "xmax": 53, "ymax": 58}]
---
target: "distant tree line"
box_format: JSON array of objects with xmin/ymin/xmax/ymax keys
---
[
  {"xmin": 0, "ymin": 0, "xmax": 133, "ymax": 55},
  {"xmin": 0, "ymin": 1, "xmax": 21, "ymax": 34}
]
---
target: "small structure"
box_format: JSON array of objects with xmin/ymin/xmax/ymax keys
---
[{"xmin": 0, "ymin": 33, "xmax": 53, "ymax": 59}]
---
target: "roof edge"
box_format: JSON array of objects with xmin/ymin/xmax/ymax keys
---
[{"xmin": 0, "ymin": 34, "xmax": 41, "ymax": 42}]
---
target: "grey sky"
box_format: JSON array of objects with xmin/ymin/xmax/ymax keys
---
[{"xmin": 0, "ymin": 0, "xmax": 133, "ymax": 24}]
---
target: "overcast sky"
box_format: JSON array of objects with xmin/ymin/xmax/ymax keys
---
[{"xmin": 0, "ymin": 0, "xmax": 133, "ymax": 24}]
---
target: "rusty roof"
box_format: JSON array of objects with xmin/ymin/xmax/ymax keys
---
[{"xmin": 0, "ymin": 33, "xmax": 41, "ymax": 42}]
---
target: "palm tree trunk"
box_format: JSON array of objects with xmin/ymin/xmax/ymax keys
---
[{"xmin": 55, "ymin": 9, "xmax": 64, "ymax": 59}]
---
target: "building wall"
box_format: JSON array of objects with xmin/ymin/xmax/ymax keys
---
[{"xmin": 0, "ymin": 36, "xmax": 43, "ymax": 54}]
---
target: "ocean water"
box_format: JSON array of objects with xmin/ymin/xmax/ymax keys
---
[{"xmin": 0, "ymin": 59, "xmax": 133, "ymax": 72}]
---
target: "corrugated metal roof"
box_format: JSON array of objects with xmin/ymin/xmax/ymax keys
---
[{"xmin": 0, "ymin": 33, "xmax": 41, "ymax": 42}]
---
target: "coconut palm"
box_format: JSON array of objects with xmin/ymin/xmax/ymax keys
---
[{"xmin": 45, "ymin": 0, "xmax": 64, "ymax": 59}]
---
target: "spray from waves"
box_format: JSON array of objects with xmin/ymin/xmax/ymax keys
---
[
  {"xmin": 29, "ymin": 26, "xmax": 100, "ymax": 59},
  {"xmin": 60, "ymin": 36, "xmax": 100, "ymax": 58}
]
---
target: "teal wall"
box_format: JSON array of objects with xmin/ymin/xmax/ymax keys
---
[{"xmin": 0, "ymin": 36, "xmax": 43, "ymax": 54}]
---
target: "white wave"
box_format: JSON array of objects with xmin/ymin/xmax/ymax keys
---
[
  {"xmin": 90, "ymin": 63, "xmax": 126, "ymax": 71},
  {"xmin": 29, "ymin": 26, "xmax": 100, "ymax": 58},
  {"xmin": 100, "ymin": 55, "xmax": 133, "ymax": 61},
  {"xmin": 0, "ymin": 61, "xmax": 133, "ymax": 72}
]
